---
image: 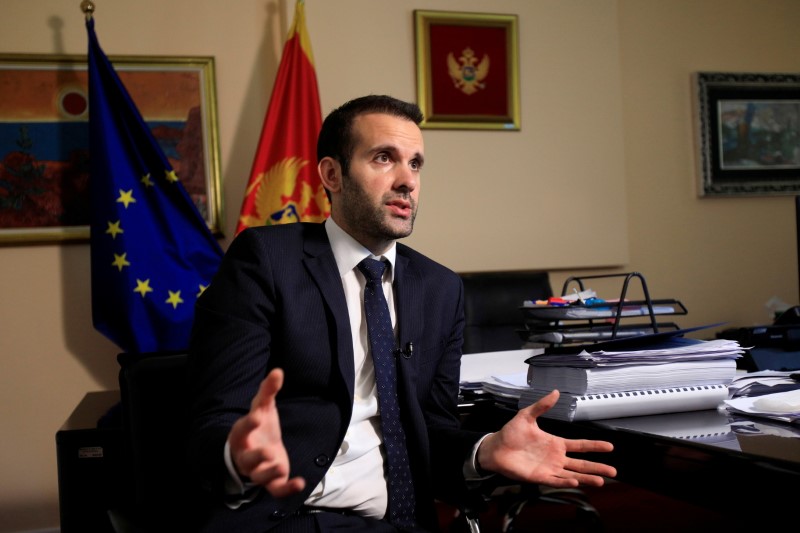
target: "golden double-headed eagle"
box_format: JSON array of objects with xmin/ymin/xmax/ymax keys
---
[
  {"xmin": 239, "ymin": 157, "xmax": 329, "ymax": 228},
  {"xmin": 447, "ymin": 47, "xmax": 490, "ymax": 95}
]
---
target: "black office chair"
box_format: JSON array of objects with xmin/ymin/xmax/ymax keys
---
[
  {"xmin": 110, "ymin": 351, "xmax": 203, "ymax": 532},
  {"xmin": 456, "ymin": 270, "xmax": 601, "ymax": 532},
  {"xmin": 460, "ymin": 270, "xmax": 552, "ymax": 354}
]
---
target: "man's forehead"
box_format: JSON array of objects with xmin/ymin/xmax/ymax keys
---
[{"xmin": 354, "ymin": 113, "xmax": 424, "ymax": 150}]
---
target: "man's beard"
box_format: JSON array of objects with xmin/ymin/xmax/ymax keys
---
[{"xmin": 340, "ymin": 173, "xmax": 416, "ymax": 241}]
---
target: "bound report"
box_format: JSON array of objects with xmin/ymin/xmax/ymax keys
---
[
  {"xmin": 518, "ymin": 384, "xmax": 729, "ymax": 421},
  {"xmin": 526, "ymin": 359, "xmax": 737, "ymax": 395}
]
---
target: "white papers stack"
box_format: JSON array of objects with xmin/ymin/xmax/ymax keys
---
[
  {"xmin": 459, "ymin": 348, "xmax": 542, "ymax": 394},
  {"xmin": 526, "ymin": 337, "xmax": 745, "ymax": 368},
  {"xmin": 519, "ymin": 335, "xmax": 744, "ymax": 421},
  {"xmin": 528, "ymin": 359, "xmax": 737, "ymax": 395},
  {"xmin": 480, "ymin": 374, "xmax": 529, "ymax": 406}
]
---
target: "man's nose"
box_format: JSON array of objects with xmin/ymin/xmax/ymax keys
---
[{"xmin": 394, "ymin": 164, "xmax": 418, "ymax": 191}]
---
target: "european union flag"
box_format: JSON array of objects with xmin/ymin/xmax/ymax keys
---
[{"xmin": 86, "ymin": 16, "xmax": 223, "ymax": 353}]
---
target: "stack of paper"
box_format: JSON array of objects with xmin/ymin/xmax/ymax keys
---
[
  {"xmin": 459, "ymin": 348, "xmax": 542, "ymax": 396},
  {"xmin": 480, "ymin": 374, "xmax": 529, "ymax": 407},
  {"xmin": 528, "ymin": 359, "xmax": 737, "ymax": 395},
  {"xmin": 527, "ymin": 337, "xmax": 743, "ymax": 367},
  {"xmin": 517, "ymin": 332, "xmax": 745, "ymax": 421}
]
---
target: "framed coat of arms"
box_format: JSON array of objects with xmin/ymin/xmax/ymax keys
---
[{"xmin": 414, "ymin": 10, "xmax": 520, "ymax": 131}]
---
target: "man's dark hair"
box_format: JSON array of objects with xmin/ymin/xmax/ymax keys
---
[{"xmin": 317, "ymin": 95, "xmax": 424, "ymax": 177}]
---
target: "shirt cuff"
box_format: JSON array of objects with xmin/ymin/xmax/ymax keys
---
[
  {"xmin": 463, "ymin": 433, "xmax": 496, "ymax": 481},
  {"xmin": 223, "ymin": 439, "xmax": 258, "ymax": 509}
]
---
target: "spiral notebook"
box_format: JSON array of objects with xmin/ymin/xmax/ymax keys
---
[{"xmin": 518, "ymin": 384, "xmax": 729, "ymax": 421}]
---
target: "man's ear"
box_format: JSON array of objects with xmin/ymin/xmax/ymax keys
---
[{"xmin": 318, "ymin": 157, "xmax": 341, "ymax": 193}]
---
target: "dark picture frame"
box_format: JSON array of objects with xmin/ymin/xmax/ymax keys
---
[
  {"xmin": 414, "ymin": 10, "xmax": 520, "ymax": 130},
  {"xmin": 0, "ymin": 53, "xmax": 222, "ymax": 244},
  {"xmin": 694, "ymin": 71, "xmax": 800, "ymax": 197}
]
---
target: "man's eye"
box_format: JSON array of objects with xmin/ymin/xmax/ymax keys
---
[
  {"xmin": 376, "ymin": 153, "xmax": 390, "ymax": 163},
  {"xmin": 410, "ymin": 161, "xmax": 421, "ymax": 171}
]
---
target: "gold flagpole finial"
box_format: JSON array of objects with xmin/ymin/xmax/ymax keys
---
[{"xmin": 81, "ymin": 0, "xmax": 95, "ymax": 20}]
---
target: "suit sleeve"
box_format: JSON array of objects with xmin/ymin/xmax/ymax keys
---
[
  {"xmin": 422, "ymin": 271, "xmax": 488, "ymax": 503},
  {"xmin": 185, "ymin": 229, "xmax": 276, "ymax": 495}
]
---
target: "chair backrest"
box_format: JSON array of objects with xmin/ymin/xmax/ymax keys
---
[
  {"xmin": 116, "ymin": 351, "xmax": 193, "ymax": 530},
  {"xmin": 460, "ymin": 270, "xmax": 552, "ymax": 354}
]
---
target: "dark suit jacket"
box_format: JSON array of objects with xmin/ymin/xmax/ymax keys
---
[{"xmin": 186, "ymin": 222, "xmax": 484, "ymax": 532}]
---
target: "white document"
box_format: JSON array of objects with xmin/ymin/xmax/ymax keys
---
[
  {"xmin": 459, "ymin": 348, "xmax": 543, "ymax": 385},
  {"xmin": 724, "ymin": 388, "xmax": 800, "ymax": 423},
  {"xmin": 480, "ymin": 373, "xmax": 529, "ymax": 400}
]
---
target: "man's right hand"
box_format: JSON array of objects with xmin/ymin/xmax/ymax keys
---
[{"xmin": 228, "ymin": 368, "xmax": 306, "ymax": 498}]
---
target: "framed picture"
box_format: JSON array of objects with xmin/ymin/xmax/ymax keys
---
[
  {"xmin": 694, "ymin": 71, "xmax": 800, "ymax": 197},
  {"xmin": 0, "ymin": 53, "xmax": 222, "ymax": 244},
  {"xmin": 414, "ymin": 10, "xmax": 520, "ymax": 130}
]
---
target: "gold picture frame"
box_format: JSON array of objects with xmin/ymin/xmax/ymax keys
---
[
  {"xmin": 0, "ymin": 53, "xmax": 222, "ymax": 244},
  {"xmin": 414, "ymin": 10, "xmax": 520, "ymax": 130}
]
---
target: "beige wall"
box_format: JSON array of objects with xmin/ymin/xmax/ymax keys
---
[{"xmin": 1, "ymin": 0, "xmax": 798, "ymax": 530}]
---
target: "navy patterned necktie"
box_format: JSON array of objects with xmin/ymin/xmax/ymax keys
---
[{"xmin": 357, "ymin": 258, "xmax": 416, "ymax": 528}]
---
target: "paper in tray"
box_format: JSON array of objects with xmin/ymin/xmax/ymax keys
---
[{"xmin": 531, "ymin": 322, "xmax": 728, "ymax": 358}]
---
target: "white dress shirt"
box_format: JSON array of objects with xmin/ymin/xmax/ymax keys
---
[{"xmin": 302, "ymin": 217, "xmax": 394, "ymax": 517}]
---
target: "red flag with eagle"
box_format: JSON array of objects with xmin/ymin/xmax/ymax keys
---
[{"xmin": 236, "ymin": 0, "xmax": 329, "ymax": 235}]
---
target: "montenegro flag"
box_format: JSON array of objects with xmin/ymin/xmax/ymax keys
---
[{"xmin": 236, "ymin": 0, "xmax": 329, "ymax": 235}]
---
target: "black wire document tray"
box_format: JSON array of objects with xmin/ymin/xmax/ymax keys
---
[{"xmin": 519, "ymin": 272, "xmax": 688, "ymax": 347}]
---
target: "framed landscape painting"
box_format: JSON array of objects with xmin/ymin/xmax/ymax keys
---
[
  {"xmin": 0, "ymin": 53, "xmax": 222, "ymax": 244},
  {"xmin": 694, "ymin": 71, "xmax": 800, "ymax": 197}
]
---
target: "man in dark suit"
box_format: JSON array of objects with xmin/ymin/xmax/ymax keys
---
[{"xmin": 187, "ymin": 95, "xmax": 616, "ymax": 532}]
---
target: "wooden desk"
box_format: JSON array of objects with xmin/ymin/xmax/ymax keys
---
[
  {"xmin": 461, "ymin": 398, "xmax": 800, "ymax": 519},
  {"xmin": 547, "ymin": 411, "xmax": 800, "ymax": 514}
]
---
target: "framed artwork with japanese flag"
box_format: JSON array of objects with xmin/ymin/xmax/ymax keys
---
[
  {"xmin": 0, "ymin": 53, "xmax": 222, "ymax": 244},
  {"xmin": 414, "ymin": 10, "xmax": 520, "ymax": 131}
]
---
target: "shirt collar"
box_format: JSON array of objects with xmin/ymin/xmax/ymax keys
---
[{"xmin": 325, "ymin": 218, "xmax": 396, "ymax": 281}]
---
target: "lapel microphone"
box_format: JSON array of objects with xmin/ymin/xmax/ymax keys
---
[{"xmin": 395, "ymin": 342, "xmax": 413, "ymax": 359}]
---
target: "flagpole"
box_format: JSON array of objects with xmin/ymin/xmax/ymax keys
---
[{"xmin": 80, "ymin": 0, "xmax": 95, "ymax": 20}]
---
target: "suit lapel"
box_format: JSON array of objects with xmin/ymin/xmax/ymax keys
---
[
  {"xmin": 394, "ymin": 252, "xmax": 422, "ymax": 379},
  {"xmin": 302, "ymin": 227, "xmax": 356, "ymax": 401}
]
